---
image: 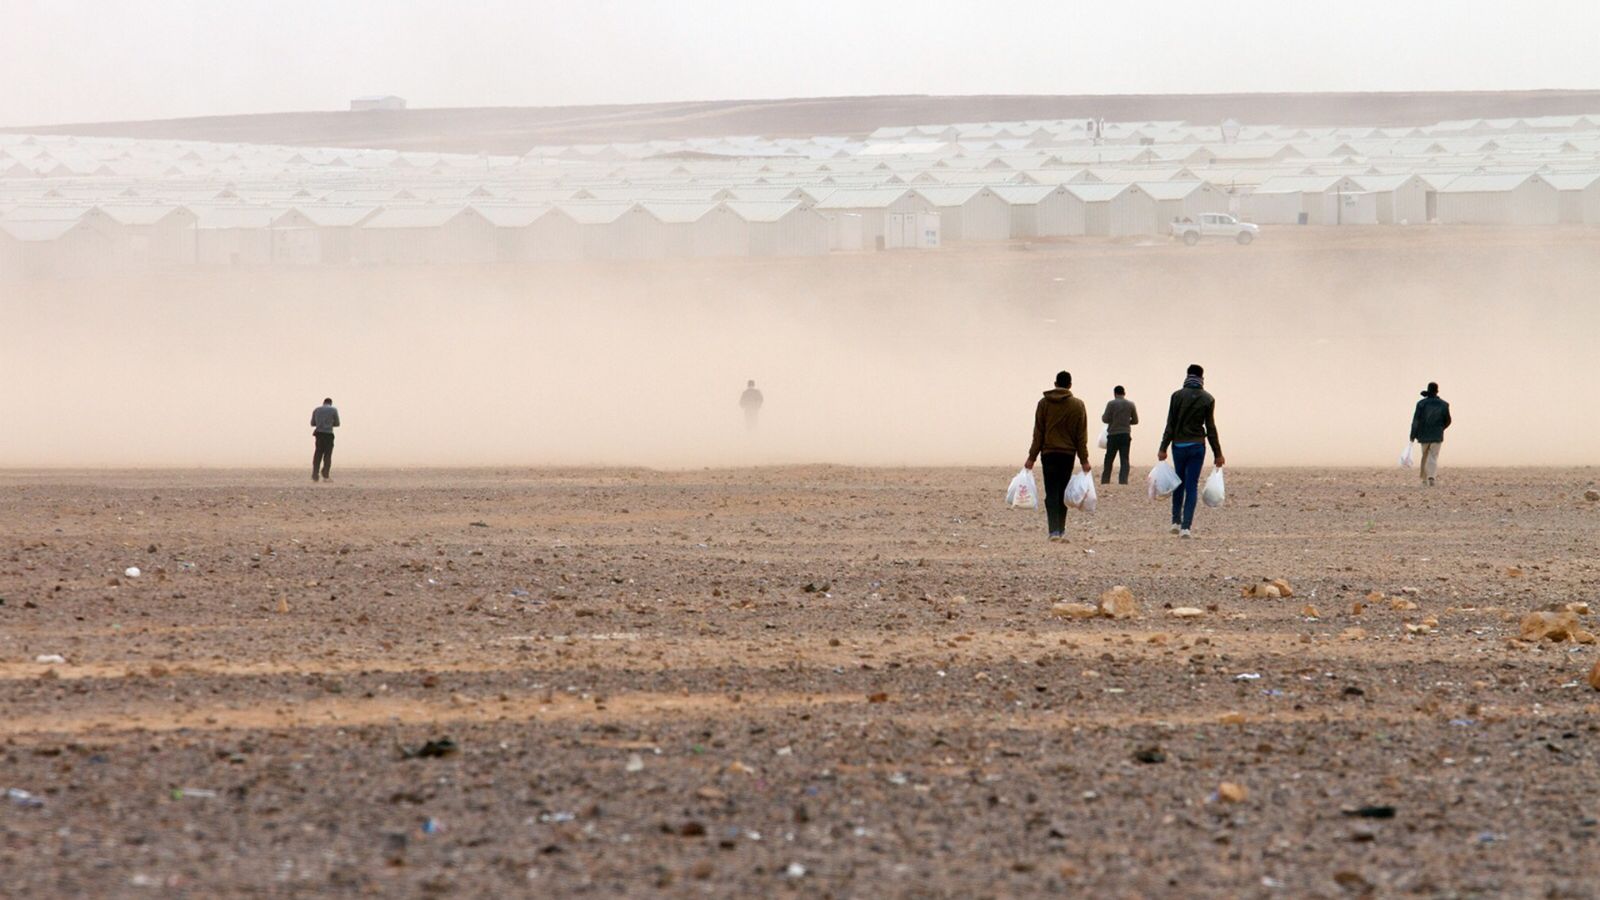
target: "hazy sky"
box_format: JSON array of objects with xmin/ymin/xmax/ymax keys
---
[{"xmin": 3, "ymin": 0, "xmax": 1598, "ymax": 127}]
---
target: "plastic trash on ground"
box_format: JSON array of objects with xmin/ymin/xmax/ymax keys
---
[
  {"xmin": 1202, "ymin": 467, "xmax": 1226, "ymax": 508},
  {"xmin": 1005, "ymin": 468, "xmax": 1038, "ymax": 509},
  {"xmin": 1147, "ymin": 461, "xmax": 1181, "ymax": 499}
]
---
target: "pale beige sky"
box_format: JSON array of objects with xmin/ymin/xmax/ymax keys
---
[{"xmin": 2, "ymin": 0, "xmax": 1598, "ymax": 127}]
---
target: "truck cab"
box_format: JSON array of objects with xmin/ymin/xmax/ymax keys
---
[{"xmin": 1171, "ymin": 213, "xmax": 1260, "ymax": 245}]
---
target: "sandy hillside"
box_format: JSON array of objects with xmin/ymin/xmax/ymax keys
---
[{"xmin": 10, "ymin": 90, "xmax": 1600, "ymax": 152}]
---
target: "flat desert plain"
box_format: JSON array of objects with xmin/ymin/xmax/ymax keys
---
[{"xmin": 2, "ymin": 465, "xmax": 1598, "ymax": 897}]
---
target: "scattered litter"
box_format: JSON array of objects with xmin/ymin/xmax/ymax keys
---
[
  {"xmin": 785, "ymin": 862, "xmax": 807, "ymax": 878},
  {"xmin": 123, "ymin": 567, "xmax": 141, "ymax": 578},
  {"xmin": 6, "ymin": 788, "xmax": 44, "ymax": 808},
  {"xmin": 421, "ymin": 818, "xmax": 442, "ymax": 834},
  {"xmin": 1233, "ymin": 673, "xmax": 1262, "ymax": 682},
  {"xmin": 540, "ymin": 811, "xmax": 576, "ymax": 823},
  {"xmin": 34, "ymin": 654, "xmax": 66, "ymax": 664},
  {"xmin": 172, "ymin": 787, "xmax": 217, "ymax": 799},
  {"xmin": 625, "ymin": 754, "xmax": 645, "ymax": 773}
]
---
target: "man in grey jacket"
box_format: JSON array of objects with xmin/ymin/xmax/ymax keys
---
[
  {"xmin": 1100, "ymin": 385, "xmax": 1138, "ymax": 485},
  {"xmin": 310, "ymin": 398, "xmax": 340, "ymax": 482}
]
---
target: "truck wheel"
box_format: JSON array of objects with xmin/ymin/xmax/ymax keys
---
[
  {"xmin": 1235, "ymin": 231, "xmax": 1254, "ymax": 245},
  {"xmin": 1182, "ymin": 232, "xmax": 1199, "ymax": 246}
]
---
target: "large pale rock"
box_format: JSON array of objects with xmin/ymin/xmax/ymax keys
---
[
  {"xmin": 1050, "ymin": 602, "xmax": 1099, "ymax": 620},
  {"xmin": 1168, "ymin": 607, "xmax": 1205, "ymax": 619},
  {"xmin": 1098, "ymin": 586, "xmax": 1139, "ymax": 620},
  {"xmin": 1519, "ymin": 610, "xmax": 1580, "ymax": 642}
]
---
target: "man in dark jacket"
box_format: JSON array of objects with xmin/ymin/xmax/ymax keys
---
[
  {"xmin": 1101, "ymin": 385, "xmax": 1138, "ymax": 485},
  {"xmin": 1157, "ymin": 364, "xmax": 1224, "ymax": 538},
  {"xmin": 1410, "ymin": 382, "xmax": 1452, "ymax": 486},
  {"xmin": 310, "ymin": 398, "xmax": 340, "ymax": 483},
  {"xmin": 1025, "ymin": 371, "xmax": 1092, "ymax": 541}
]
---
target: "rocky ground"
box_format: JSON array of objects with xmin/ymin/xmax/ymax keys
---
[{"xmin": 2, "ymin": 466, "xmax": 1598, "ymax": 897}]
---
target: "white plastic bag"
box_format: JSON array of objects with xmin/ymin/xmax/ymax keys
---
[
  {"xmin": 1147, "ymin": 461, "xmax": 1181, "ymax": 499},
  {"xmin": 1201, "ymin": 467, "xmax": 1226, "ymax": 508},
  {"xmin": 1065, "ymin": 470, "xmax": 1096, "ymax": 511},
  {"xmin": 1006, "ymin": 468, "xmax": 1038, "ymax": 509},
  {"xmin": 1096, "ymin": 426, "xmax": 1109, "ymax": 450},
  {"xmin": 1399, "ymin": 442, "xmax": 1414, "ymax": 468}
]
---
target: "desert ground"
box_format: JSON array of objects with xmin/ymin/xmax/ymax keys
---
[{"xmin": 2, "ymin": 464, "xmax": 1598, "ymax": 897}]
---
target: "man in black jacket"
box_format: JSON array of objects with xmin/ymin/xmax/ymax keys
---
[
  {"xmin": 1101, "ymin": 385, "xmax": 1138, "ymax": 485},
  {"xmin": 1410, "ymin": 382, "xmax": 1452, "ymax": 487},
  {"xmin": 1157, "ymin": 364, "xmax": 1224, "ymax": 538}
]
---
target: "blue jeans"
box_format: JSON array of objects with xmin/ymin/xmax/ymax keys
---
[{"xmin": 1170, "ymin": 442, "xmax": 1206, "ymax": 529}]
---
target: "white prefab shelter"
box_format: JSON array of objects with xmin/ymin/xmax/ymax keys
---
[
  {"xmin": 0, "ymin": 218, "xmax": 115, "ymax": 277},
  {"xmin": 1140, "ymin": 181, "xmax": 1229, "ymax": 225},
  {"xmin": 814, "ymin": 188, "xmax": 932, "ymax": 249},
  {"xmin": 351, "ymin": 95, "xmax": 406, "ymax": 111},
  {"xmin": 1066, "ymin": 183, "xmax": 1159, "ymax": 236},
  {"xmin": 1350, "ymin": 174, "xmax": 1429, "ymax": 224},
  {"xmin": 354, "ymin": 206, "xmax": 497, "ymax": 263},
  {"xmin": 993, "ymin": 185, "xmax": 1087, "ymax": 237},
  {"xmin": 1543, "ymin": 172, "xmax": 1600, "ymax": 223},
  {"xmin": 1434, "ymin": 174, "xmax": 1561, "ymax": 225},
  {"xmin": 97, "ymin": 204, "xmax": 198, "ymax": 267},
  {"xmin": 1242, "ymin": 175, "xmax": 1364, "ymax": 225},
  {"xmin": 910, "ymin": 186, "xmax": 1012, "ymax": 240},
  {"xmin": 723, "ymin": 201, "xmax": 830, "ymax": 256}
]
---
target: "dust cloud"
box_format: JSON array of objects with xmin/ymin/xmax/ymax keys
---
[{"xmin": 2, "ymin": 228, "xmax": 1595, "ymax": 470}]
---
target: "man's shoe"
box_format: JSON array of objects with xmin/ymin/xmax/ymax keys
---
[
  {"xmin": 1169, "ymin": 523, "xmax": 1181, "ymax": 535},
  {"xmin": 311, "ymin": 475, "xmax": 319, "ymax": 482},
  {"xmin": 1048, "ymin": 533, "xmax": 1064, "ymax": 542},
  {"xmin": 1180, "ymin": 529, "xmax": 1193, "ymax": 539}
]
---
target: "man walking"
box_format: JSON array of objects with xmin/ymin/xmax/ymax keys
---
[
  {"xmin": 1157, "ymin": 364, "xmax": 1224, "ymax": 538},
  {"xmin": 310, "ymin": 397, "xmax": 340, "ymax": 483},
  {"xmin": 1024, "ymin": 371, "xmax": 1092, "ymax": 542},
  {"xmin": 740, "ymin": 380, "xmax": 764, "ymax": 430},
  {"xmin": 1410, "ymin": 382, "xmax": 1452, "ymax": 487},
  {"xmin": 1101, "ymin": 385, "xmax": 1139, "ymax": 485}
]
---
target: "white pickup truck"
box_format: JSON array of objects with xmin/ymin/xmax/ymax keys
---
[{"xmin": 1171, "ymin": 213, "xmax": 1259, "ymax": 245}]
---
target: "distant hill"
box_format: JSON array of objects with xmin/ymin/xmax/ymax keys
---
[{"xmin": 8, "ymin": 91, "xmax": 1600, "ymax": 154}]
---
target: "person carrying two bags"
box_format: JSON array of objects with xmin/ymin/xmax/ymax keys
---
[
  {"xmin": 1024, "ymin": 371, "xmax": 1092, "ymax": 542},
  {"xmin": 1157, "ymin": 364, "xmax": 1226, "ymax": 539}
]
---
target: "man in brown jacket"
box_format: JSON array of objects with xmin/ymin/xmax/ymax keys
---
[{"xmin": 1024, "ymin": 371, "xmax": 1092, "ymax": 541}]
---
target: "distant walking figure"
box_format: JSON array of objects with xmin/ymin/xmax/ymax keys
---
[
  {"xmin": 1410, "ymin": 382, "xmax": 1452, "ymax": 487},
  {"xmin": 740, "ymin": 380, "xmax": 764, "ymax": 430},
  {"xmin": 1101, "ymin": 385, "xmax": 1139, "ymax": 485},
  {"xmin": 310, "ymin": 398, "xmax": 340, "ymax": 482},
  {"xmin": 1024, "ymin": 370, "xmax": 1092, "ymax": 542},
  {"xmin": 1158, "ymin": 364, "xmax": 1224, "ymax": 538}
]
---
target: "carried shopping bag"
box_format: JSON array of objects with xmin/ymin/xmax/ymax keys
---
[
  {"xmin": 1147, "ymin": 461, "xmax": 1181, "ymax": 499},
  {"xmin": 1006, "ymin": 468, "xmax": 1038, "ymax": 509},
  {"xmin": 1399, "ymin": 442, "xmax": 1415, "ymax": 468},
  {"xmin": 1096, "ymin": 426, "xmax": 1109, "ymax": 450},
  {"xmin": 1065, "ymin": 470, "xmax": 1097, "ymax": 511},
  {"xmin": 1201, "ymin": 467, "xmax": 1226, "ymax": 508}
]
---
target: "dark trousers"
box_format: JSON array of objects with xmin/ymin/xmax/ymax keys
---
[
  {"xmin": 1101, "ymin": 433, "xmax": 1131, "ymax": 484},
  {"xmin": 1041, "ymin": 452, "xmax": 1074, "ymax": 535},
  {"xmin": 312, "ymin": 432, "xmax": 334, "ymax": 480},
  {"xmin": 1170, "ymin": 442, "xmax": 1206, "ymax": 529}
]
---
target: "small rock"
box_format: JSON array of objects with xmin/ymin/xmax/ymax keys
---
[
  {"xmin": 123, "ymin": 567, "xmax": 141, "ymax": 578},
  {"xmin": 34, "ymin": 654, "xmax": 66, "ymax": 665},
  {"xmin": 1169, "ymin": 607, "xmax": 1204, "ymax": 619},
  {"xmin": 1505, "ymin": 566, "xmax": 1524, "ymax": 578},
  {"xmin": 1270, "ymin": 579, "xmax": 1295, "ymax": 598},
  {"xmin": 1217, "ymin": 782, "xmax": 1249, "ymax": 803},
  {"xmin": 1389, "ymin": 597, "xmax": 1418, "ymax": 611},
  {"xmin": 785, "ymin": 862, "xmax": 807, "ymax": 878},
  {"xmin": 1566, "ymin": 602, "xmax": 1590, "ymax": 615},
  {"xmin": 1340, "ymin": 627, "xmax": 1367, "ymax": 641},
  {"xmin": 1097, "ymin": 586, "xmax": 1139, "ymax": 620},
  {"xmin": 1585, "ymin": 489, "xmax": 1600, "ymax": 502},
  {"xmin": 1302, "ymin": 604, "xmax": 1320, "ymax": 618},
  {"xmin": 689, "ymin": 860, "xmax": 714, "ymax": 880},
  {"xmin": 1520, "ymin": 610, "xmax": 1581, "ymax": 642},
  {"xmin": 276, "ymin": 597, "xmax": 289, "ymax": 614},
  {"xmin": 1588, "ymin": 659, "xmax": 1600, "ymax": 691},
  {"xmin": 1218, "ymin": 711, "xmax": 1246, "ymax": 725},
  {"xmin": 1342, "ymin": 805, "xmax": 1396, "ymax": 819},
  {"xmin": 866, "ymin": 692, "xmax": 889, "ymax": 704},
  {"xmin": 1133, "ymin": 746, "xmax": 1166, "ymax": 764},
  {"xmin": 625, "ymin": 754, "xmax": 644, "ymax": 773},
  {"xmin": 1241, "ymin": 582, "xmax": 1281, "ymax": 599},
  {"xmin": 1050, "ymin": 602, "xmax": 1099, "ymax": 620}
]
